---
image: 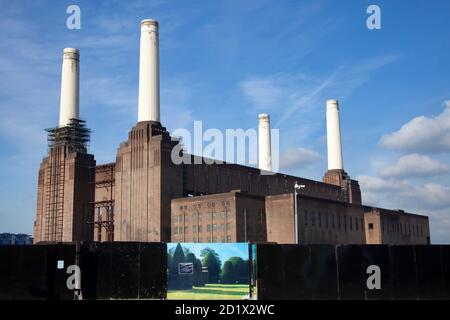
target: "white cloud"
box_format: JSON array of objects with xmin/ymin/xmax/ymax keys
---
[
  {"xmin": 279, "ymin": 147, "xmax": 320, "ymax": 169},
  {"xmin": 378, "ymin": 153, "xmax": 450, "ymax": 178},
  {"xmin": 379, "ymin": 101, "xmax": 450, "ymax": 153},
  {"xmin": 358, "ymin": 174, "xmax": 450, "ymax": 209},
  {"xmin": 357, "ymin": 175, "xmax": 409, "ymax": 191}
]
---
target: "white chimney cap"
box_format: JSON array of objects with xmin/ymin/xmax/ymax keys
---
[
  {"xmin": 141, "ymin": 19, "xmax": 158, "ymax": 25},
  {"xmin": 63, "ymin": 48, "xmax": 79, "ymax": 54}
]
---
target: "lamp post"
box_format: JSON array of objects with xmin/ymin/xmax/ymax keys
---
[{"xmin": 294, "ymin": 182, "xmax": 305, "ymax": 244}]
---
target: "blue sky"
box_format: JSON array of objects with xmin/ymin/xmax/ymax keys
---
[{"xmin": 1, "ymin": 0, "xmax": 449, "ymax": 243}]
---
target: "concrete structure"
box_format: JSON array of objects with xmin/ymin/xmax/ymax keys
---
[
  {"xmin": 34, "ymin": 49, "xmax": 95, "ymax": 243},
  {"xmin": 59, "ymin": 48, "xmax": 80, "ymax": 127},
  {"xmin": 33, "ymin": 19, "xmax": 431, "ymax": 246},
  {"xmin": 138, "ymin": 19, "xmax": 160, "ymax": 123},
  {"xmin": 323, "ymin": 100, "xmax": 362, "ymax": 205},
  {"xmin": 363, "ymin": 206, "xmax": 430, "ymax": 245},
  {"xmin": 258, "ymin": 113, "xmax": 272, "ymax": 172},
  {"xmin": 171, "ymin": 190, "xmax": 266, "ymax": 243},
  {"xmin": 326, "ymin": 99, "xmax": 343, "ymax": 170}
]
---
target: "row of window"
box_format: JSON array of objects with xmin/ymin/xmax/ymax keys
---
[
  {"xmin": 173, "ymin": 235, "xmax": 232, "ymax": 243},
  {"xmin": 381, "ymin": 218, "xmax": 424, "ymax": 238},
  {"xmin": 173, "ymin": 223, "xmax": 232, "ymax": 235},
  {"xmin": 173, "ymin": 211, "xmax": 232, "ymax": 223},
  {"xmin": 178, "ymin": 201, "xmax": 231, "ymax": 212},
  {"xmin": 304, "ymin": 210, "xmax": 364, "ymax": 233}
]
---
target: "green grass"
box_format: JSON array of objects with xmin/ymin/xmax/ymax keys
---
[{"xmin": 167, "ymin": 284, "xmax": 249, "ymax": 300}]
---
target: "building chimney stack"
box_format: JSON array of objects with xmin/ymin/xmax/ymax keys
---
[
  {"xmin": 326, "ymin": 99, "xmax": 344, "ymax": 170},
  {"xmin": 138, "ymin": 19, "xmax": 160, "ymax": 123},
  {"xmin": 258, "ymin": 113, "xmax": 272, "ymax": 172},
  {"xmin": 59, "ymin": 48, "xmax": 80, "ymax": 127}
]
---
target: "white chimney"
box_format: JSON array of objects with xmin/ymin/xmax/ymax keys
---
[
  {"xmin": 138, "ymin": 19, "xmax": 160, "ymax": 123},
  {"xmin": 326, "ymin": 99, "xmax": 344, "ymax": 170},
  {"xmin": 59, "ymin": 48, "xmax": 80, "ymax": 127},
  {"xmin": 258, "ymin": 113, "xmax": 272, "ymax": 172}
]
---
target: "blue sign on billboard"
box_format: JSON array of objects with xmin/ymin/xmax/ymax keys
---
[{"xmin": 179, "ymin": 262, "xmax": 194, "ymax": 275}]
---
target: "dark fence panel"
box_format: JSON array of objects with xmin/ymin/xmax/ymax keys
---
[
  {"xmin": 138, "ymin": 242, "xmax": 167, "ymax": 299},
  {"xmin": 440, "ymin": 245, "xmax": 450, "ymax": 299},
  {"xmin": 337, "ymin": 245, "xmax": 365, "ymax": 299},
  {"xmin": 388, "ymin": 246, "xmax": 417, "ymax": 299},
  {"xmin": 361, "ymin": 245, "xmax": 390, "ymax": 299},
  {"xmin": 80, "ymin": 242, "xmax": 166, "ymax": 300},
  {"xmin": 256, "ymin": 244, "xmax": 450, "ymax": 300},
  {"xmin": 414, "ymin": 245, "xmax": 444, "ymax": 299},
  {"xmin": 310, "ymin": 245, "xmax": 338, "ymax": 299},
  {"xmin": 256, "ymin": 244, "xmax": 284, "ymax": 299},
  {"xmin": 2, "ymin": 243, "xmax": 450, "ymax": 300},
  {"xmin": 0, "ymin": 244, "xmax": 76, "ymax": 300},
  {"xmin": 282, "ymin": 245, "xmax": 312, "ymax": 299}
]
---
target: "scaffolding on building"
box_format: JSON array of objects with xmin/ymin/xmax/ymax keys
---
[
  {"xmin": 88, "ymin": 163, "xmax": 115, "ymax": 242},
  {"xmin": 45, "ymin": 118, "xmax": 91, "ymax": 154},
  {"xmin": 43, "ymin": 118, "xmax": 91, "ymax": 242}
]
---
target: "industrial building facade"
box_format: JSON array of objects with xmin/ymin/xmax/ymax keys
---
[{"xmin": 33, "ymin": 19, "xmax": 430, "ymax": 246}]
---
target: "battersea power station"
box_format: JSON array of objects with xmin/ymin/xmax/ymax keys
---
[{"xmin": 33, "ymin": 19, "xmax": 431, "ymax": 246}]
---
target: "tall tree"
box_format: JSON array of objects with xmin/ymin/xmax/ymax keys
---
[
  {"xmin": 170, "ymin": 243, "xmax": 186, "ymax": 275},
  {"xmin": 202, "ymin": 252, "xmax": 221, "ymax": 283},
  {"xmin": 221, "ymin": 261, "xmax": 234, "ymax": 284}
]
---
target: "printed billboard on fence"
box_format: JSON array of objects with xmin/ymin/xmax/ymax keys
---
[{"xmin": 167, "ymin": 242, "xmax": 250, "ymax": 300}]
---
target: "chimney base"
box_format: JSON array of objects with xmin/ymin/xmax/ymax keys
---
[{"xmin": 323, "ymin": 169, "xmax": 361, "ymax": 205}]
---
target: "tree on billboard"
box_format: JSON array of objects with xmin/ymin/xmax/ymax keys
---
[
  {"xmin": 221, "ymin": 260, "xmax": 234, "ymax": 284},
  {"xmin": 201, "ymin": 248, "xmax": 221, "ymax": 283},
  {"xmin": 221, "ymin": 257, "xmax": 248, "ymax": 284},
  {"xmin": 170, "ymin": 243, "xmax": 186, "ymax": 276}
]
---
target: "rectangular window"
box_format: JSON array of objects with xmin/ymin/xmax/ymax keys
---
[
  {"xmin": 344, "ymin": 216, "xmax": 347, "ymax": 231},
  {"xmin": 369, "ymin": 223, "xmax": 374, "ymax": 230},
  {"xmin": 338, "ymin": 215, "xmax": 341, "ymax": 230},
  {"xmin": 304, "ymin": 210, "xmax": 308, "ymax": 226},
  {"xmin": 312, "ymin": 212, "xmax": 315, "ymax": 227},
  {"xmin": 207, "ymin": 224, "xmax": 211, "ymax": 232},
  {"xmin": 174, "ymin": 227, "xmax": 178, "ymax": 235},
  {"xmin": 184, "ymin": 227, "xmax": 188, "ymax": 234},
  {"xmin": 193, "ymin": 225, "xmax": 197, "ymax": 233},
  {"xmin": 350, "ymin": 216, "xmax": 353, "ymax": 230},
  {"xmin": 227, "ymin": 235, "xmax": 232, "ymax": 242},
  {"xmin": 325, "ymin": 214, "xmax": 328, "ymax": 228},
  {"xmin": 199, "ymin": 225, "xmax": 203, "ymax": 233}
]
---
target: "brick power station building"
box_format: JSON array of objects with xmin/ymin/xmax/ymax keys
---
[{"xmin": 33, "ymin": 19, "xmax": 430, "ymax": 246}]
